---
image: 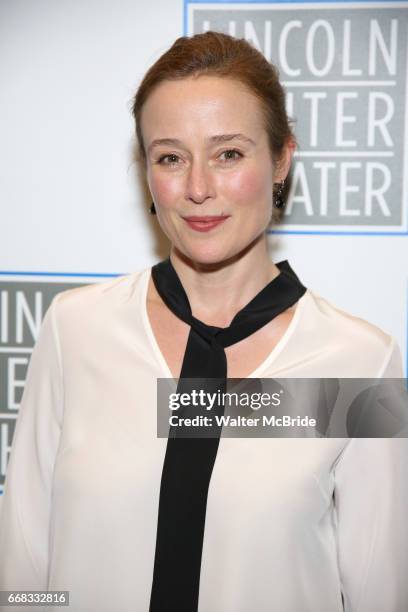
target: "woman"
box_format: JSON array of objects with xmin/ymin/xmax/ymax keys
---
[{"xmin": 0, "ymin": 31, "xmax": 406, "ymax": 612}]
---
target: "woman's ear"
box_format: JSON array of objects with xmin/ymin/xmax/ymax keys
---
[{"xmin": 274, "ymin": 137, "xmax": 296, "ymax": 182}]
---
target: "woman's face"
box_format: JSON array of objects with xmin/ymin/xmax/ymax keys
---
[{"xmin": 140, "ymin": 75, "xmax": 292, "ymax": 265}]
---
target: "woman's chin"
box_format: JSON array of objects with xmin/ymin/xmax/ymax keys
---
[
  {"xmin": 173, "ymin": 242, "xmax": 259, "ymax": 270},
  {"xmin": 173, "ymin": 243, "xmax": 235, "ymax": 268},
  {"xmin": 172, "ymin": 229, "xmax": 266, "ymax": 268}
]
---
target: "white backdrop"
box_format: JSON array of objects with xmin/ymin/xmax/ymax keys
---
[{"xmin": 1, "ymin": 0, "xmax": 407, "ymax": 502}]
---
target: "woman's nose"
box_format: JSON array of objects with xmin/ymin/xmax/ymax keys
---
[{"xmin": 185, "ymin": 159, "xmax": 215, "ymax": 205}]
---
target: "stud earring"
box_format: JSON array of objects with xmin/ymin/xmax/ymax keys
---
[
  {"xmin": 149, "ymin": 202, "xmax": 156, "ymax": 215},
  {"xmin": 273, "ymin": 179, "xmax": 285, "ymax": 209}
]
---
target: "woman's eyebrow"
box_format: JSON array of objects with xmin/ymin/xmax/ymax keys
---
[
  {"xmin": 209, "ymin": 133, "xmax": 256, "ymax": 146},
  {"xmin": 147, "ymin": 133, "xmax": 256, "ymax": 154}
]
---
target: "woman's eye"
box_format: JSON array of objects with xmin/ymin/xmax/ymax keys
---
[
  {"xmin": 156, "ymin": 149, "xmax": 242, "ymax": 166},
  {"xmin": 219, "ymin": 149, "xmax": 243, "ymax": 162},
  {"xmin": 157, "ymin": 154, "xmax": 180, "ymax": 165}
]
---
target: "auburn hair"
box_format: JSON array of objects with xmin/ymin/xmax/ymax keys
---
[{"xmin": 131, "ymin": 30, "xmax": 296, "ymax": 174}]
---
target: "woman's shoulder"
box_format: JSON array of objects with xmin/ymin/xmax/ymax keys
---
[
  {"xmin": 298, "ymin": 289, "xmax": 402, "ymax": 376},
  {"xmin": 42, "ymin": 266, "xmax": 153, "ymax": 359},
  {"xmin": 52, "ymin": 266, "xmax": 150, "ymax": 314},
  {"xmin": 44, "ymin": 267, "xmax": 152, "ymax": 347},
  {"xmin": 304, "ymin": 288, "xmax": 390, "ymax": 341}
]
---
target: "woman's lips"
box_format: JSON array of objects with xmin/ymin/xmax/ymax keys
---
[{"xmin": 183, "ymin": 216, "xmax": 230, "ymax": 233}]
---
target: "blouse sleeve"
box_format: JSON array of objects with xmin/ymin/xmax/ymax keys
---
[
  {"xmin": 0, "ymin": 294, "xmax": 64, "ymax": 596},
  {"xmin": 332, "ymin": 337, "xmax": 408, "ymax": 612}
]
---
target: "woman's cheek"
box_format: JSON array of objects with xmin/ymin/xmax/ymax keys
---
[
  {"xmin": 151, "ymin": 173, "xmax": 182, "ymax": 208},
  {"xmin": 223, "ymin": 168, "xmax": 270, "ymax": 208}
]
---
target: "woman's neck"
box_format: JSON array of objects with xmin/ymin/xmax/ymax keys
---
[{"xmin": 169, "ymin": 236, "xmax": 281, "ymax": 327}]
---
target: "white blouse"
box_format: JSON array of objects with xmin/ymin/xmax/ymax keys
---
[{"xmin": 0, "ymin": 265, "xmax": 407, "ymax": 612}]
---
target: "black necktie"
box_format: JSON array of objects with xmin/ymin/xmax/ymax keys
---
[{"xmin": 148, "ymin": 257, "xmax": 306, "ymax": 612}]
